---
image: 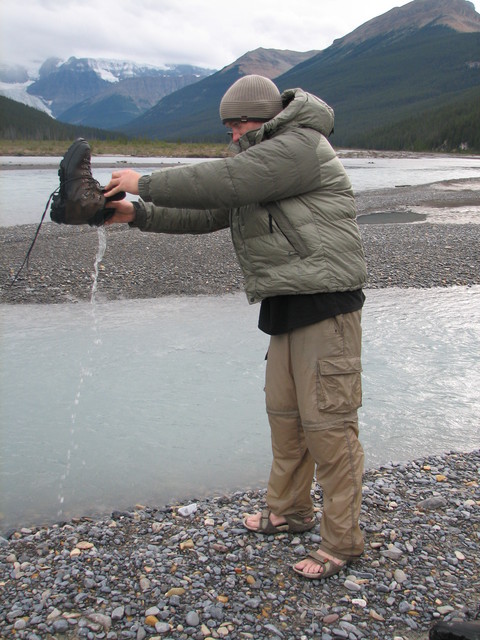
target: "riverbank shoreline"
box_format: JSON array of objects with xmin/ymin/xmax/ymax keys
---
[
  {"xmin": 1, "ymin": 177, "xmax": 480, "ymax": 304},
  {"xmin": 1, "ymin": 449, "xmax": 479, "ymax": 640}
]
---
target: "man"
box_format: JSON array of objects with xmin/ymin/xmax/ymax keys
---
[{"xmin": 104, "ymin": 74, "xmax": 367, "ymax": 580}]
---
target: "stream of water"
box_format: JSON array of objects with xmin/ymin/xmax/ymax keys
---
[{"xmin": 1, "ymin": 284, "xmax": 479, "ymax": 533}]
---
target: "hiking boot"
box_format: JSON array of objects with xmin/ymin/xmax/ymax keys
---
[{"xmin": 50, "ymin": 138, "xmax": 125, "ymax": 226}]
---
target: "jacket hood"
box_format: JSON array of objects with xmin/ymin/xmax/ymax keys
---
[
  {"xmin": 231, "ymin": 88, "xmax": 335, "ymax": 153},
  {"xmin": 263, "ymin": 88, "xmax": 335, "ymax": 139}
]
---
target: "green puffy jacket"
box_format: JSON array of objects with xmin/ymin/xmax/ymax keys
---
[{"xmin": 133, "ymin": 88, "xmax": 367, "ymax": 304}]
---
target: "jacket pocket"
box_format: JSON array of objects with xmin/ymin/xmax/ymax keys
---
[
  {"xmin": 316, "ymin": 356, "xmax": 362, "ymax": 413},
  {"xmin": 264, "ymin": 201, "xmax": 310, "ymax": 258}
]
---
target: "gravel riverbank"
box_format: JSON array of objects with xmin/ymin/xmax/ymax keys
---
[
  {"xmin": 1, "ymin": 450, "xmax": 479, "ymax": 640},
  {"xmin": 1, "ymin": 177, "xmax": 480, "ymax": 304},
  {"xmin": 1, "ymin": 177, "xmax": 479, "ymax": 639}
]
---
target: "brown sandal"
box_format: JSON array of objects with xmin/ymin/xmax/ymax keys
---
[
  {"xmin": 292, "ymin": 550, "xmax": 349, "ymax": 580},
  {"xmin": 243, "ymin": 508, "xmax": 315, "ymax": 534}
]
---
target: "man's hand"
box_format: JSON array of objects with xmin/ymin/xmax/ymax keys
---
[
  {"xmin": 104, "ymin": 199, "xmax": 136, "ymax": 225},
  {"xmin": 104, "ymin": 169, "xmax": 141, "ymax": 197}
]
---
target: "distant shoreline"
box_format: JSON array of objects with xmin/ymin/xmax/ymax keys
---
[
  {"xmin": 1, "ymin": 146, "xmax": 479, "ymax": 169},
  {"xmin": 0, "ymin": 139, "xmax": 229, "ymax": 160}
]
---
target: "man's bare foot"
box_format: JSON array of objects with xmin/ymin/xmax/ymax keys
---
[
  {"xmin": 293, "ymin": 549, "xmax": 346, "ymax": 579},
  {"xmin": 244, "ymin": 511, "xmax": 287, "ymax": 530}
]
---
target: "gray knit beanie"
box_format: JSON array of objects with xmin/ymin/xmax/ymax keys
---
[{"xmin": 219, "ymin": 75, "xmax": 283, "ymax": 123}]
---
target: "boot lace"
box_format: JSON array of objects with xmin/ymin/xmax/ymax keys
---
[
  {"xmin": 9, "ymin": 187, "xmax": 59, "ymax": 286},
  {"xmin": 77, "ymin": 157, "xmax": 102, "ymax": 199}
]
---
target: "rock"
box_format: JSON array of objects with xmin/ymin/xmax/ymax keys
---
[
  {"xmin": 185, "ymin": 611, "xmax": 200, "ymax": 626},
  {"xmin": 323, "ymin": 614, "xmax": 340, "ymax": 624},
  {"xmin": 180, "ymin": 539, "xmax": 195, "ymax": 550},
  {"xmin": 46, "ymin": 608, "xmax": 61, "ymax": 621},
  {"xmin": 52, "ymin": 618, "xmax": 69, "ymax": 633},
  {"xmin": 165, "ymin": 587, "xmax": 185, "ymax": 597},
  {"xmin": 264, "ymin": 623, "xmax": 284, "ymax": 637},
  {"xmin": 399, "ymin": 601, "xmax": 412, "ymax": 614},
  {"xmin": 369, "ymin": 610, "xmax": 385, "ymax": 622},
  {"xmin": 352, "ymin": 598, "xmax": 367, "ymax": 608},
  {"xmin": 344, "ymin": 579, "xmax": 362, "ymax": 592},
  {"xmin": 13, "ymin": 619, "xmax": 27, "ymax": 630},
  {"xmin": 178, "ymin": 503, "xmax": 198, "ymax": 516},
  {"xmin": 112, "ymin": 605, "xmax": 125, "ymax": 621},
  {"xmin": 76, "ymin": 540, "xmax": 94, "ymax": 550},
  {"xmin": 437, "ymin": 605, "xmax": 455, "ymax": 615},
  {"xmin": 394, "ymin": 569, "xmax": 408, "ymax": 584},
  {"xmin": 88, "ymin": 612, "xmax": 112, "ymax": 631},
  {"xmin": 417, "ymin": 496, "xmax": 447, "ymax": 510},
  {"xmin": 381, "ymin": 546, "xmax": 403, "ymax": 559},
  {"xmin": 139, "ymin": 577, "xmax": 151, "ymax": 592}
]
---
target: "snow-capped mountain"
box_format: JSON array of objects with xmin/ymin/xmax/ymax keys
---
[
  {"xmin": 0, "ymin": 63, "xmax": 52, "ymax": 115},
  {"xmin": 0, "ymin": 81, "xmax": 53, "ymax": 116},
  {"xmin": 0, "ymin": 57, "xmax": 215, "ymax": 126}
]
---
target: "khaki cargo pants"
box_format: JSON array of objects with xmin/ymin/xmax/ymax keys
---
[{"xmin": 264, "ymin": 310, "xmax": 364, "ymax": 561}]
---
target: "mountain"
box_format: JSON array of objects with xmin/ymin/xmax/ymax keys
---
[
  {"xmin": 0, "ymin": 81, "xmax": 52, "ymax": 116},
  {"xmin": 2, "ymin": 0, "xmax": 479, "ymax": 151},
  {"xmin": 275, "ymin": 0, "xmax": 480, "ymax": 147},
  {"xmin": 57, "ymin": 73, "xmax": 212, "ymax": 130},
  {"xmin": 0, "ymin": 57, "xmax": 215, "ymax": 125},
  {"xmin": 120, "ymin": 0, "xmax": 480, "ymax": 151},
  {"xmin": 0, "ymin": 63, "xmax": 53, "ymax": 116},
  {"xmin": 336, "ymin": 0, "xmax": 480, "ymax": 48},
  {"xmin": 121, "ymin": 48, "xmax": 319, "ymax": 141}
]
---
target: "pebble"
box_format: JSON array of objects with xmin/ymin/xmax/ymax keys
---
[
  {"xmin": 0, "ymin": 450, "xmax": 479, "ymax": 640},
  {"xmin": 394, "ymin": 569, "xmax": 408, "ymax": 584},
  {"xmin": 344, "ymin": 579, "xmax": 362, "ymax": 592},
  {"xmin": 417, "ymin": 496, "xmax": 448, "ymax": 510},
  {"xmin": 185, "ymin": 611, "xmax": 200, "ymax": 626},
  {"xmin": 352, "ymin": 599, "xmax": 367, "ymax": 608}
]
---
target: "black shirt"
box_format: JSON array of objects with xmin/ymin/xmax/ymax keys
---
[{"xmin": 258, "ymin": 289, "xmax": 365, "ymax": 336}]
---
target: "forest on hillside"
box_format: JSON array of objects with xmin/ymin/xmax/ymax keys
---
[
  {"xmin": 0, "ymin": 96, "xmax": 120, "ymax": 142},
  {"xmin": 354, "ymin": 88, "xmax": 480, "ymax": 152},
  {"xmin": 1, "ymin": 93, "xmax": 479, "ymax": 153}
]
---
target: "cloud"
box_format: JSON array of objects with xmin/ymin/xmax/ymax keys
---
[{"xmin": 1, "ymin": 0, "xmax": 479, "ymax": 73}]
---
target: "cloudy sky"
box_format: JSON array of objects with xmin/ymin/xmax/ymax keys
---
[{"xmin": 1, "ymin": 0, "xmax": 479, "ymax": 73}]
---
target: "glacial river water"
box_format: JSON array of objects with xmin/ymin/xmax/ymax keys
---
[
  {"xmin": 1, "ymin": 285, "xmax": 480, "ymax": 534},
  {"xmin": 2, "ymin": 152, "xmax": 480, "ymax": 226},
  {"xmin": 1, "ymin": 154, "xmax": 479, "ymax": 533}
]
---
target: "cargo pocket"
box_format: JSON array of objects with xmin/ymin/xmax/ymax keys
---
[{"xmin": 316, "ymin": 356, "xmax": 362, "ymax": 413}]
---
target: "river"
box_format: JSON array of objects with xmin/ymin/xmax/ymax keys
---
[{"xmin": 0, "ymin": 153, "xmax": 479, "ymax": 534}]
